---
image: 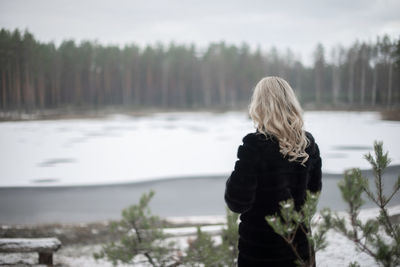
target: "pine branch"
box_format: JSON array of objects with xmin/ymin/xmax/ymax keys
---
[
  {"xmin": 132, "ymin": 221, "xmax": 157, "ymax": 267},
  {"xmin": 95, "ymin": 191, "xmax": 181, "ymax": 267},
  {"xmin": 363, "ymin": 183, "xmax": 380, "ymax": 206},
  {"xmin": 321, "ymin": 141, "xmax": 400, "ymax": 267},
  {"xmin": 385, "ymin": 176, "xmax": 400, "ymax": 205},
  {"xmin": 266, "ymin": 192, "xmax": 325, "ymax": 267},
  {"xmin": 299, "ymin": 223, "xmax": 315, "ymax": 267}
]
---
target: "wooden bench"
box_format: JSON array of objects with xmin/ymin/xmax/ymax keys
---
[{"xmin": 0, "ymin": 238, "xmax": 61, "ymax": 266}]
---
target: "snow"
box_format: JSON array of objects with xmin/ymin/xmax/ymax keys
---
[
  {"xmin": 0, "ymin": 238, "xmax": 61, "ymax": 252},
  {"xmin": 2, "ymin": 205, "xmax": 398, "ymax": 266},
  {"xmin": 315, "ymin": 204, "xmax": 400, "ymax": 267},
  {"xmin": 314, "ymin": 205, "xmax": 399, "ymax": 267},
  {"xmin": 316, "ymin": 230, "xmax": 376, "ymax": 267},
  {"xmin": 0, "ymin": 111, "xmax": 399, "ymax": 187},
  {"xmin": 162, "ymin": 224, "xmax": 225, "ymax": 237},
  {"xmin": 165, "ymin": 215, "xmax": 226, "ymax": 225}
]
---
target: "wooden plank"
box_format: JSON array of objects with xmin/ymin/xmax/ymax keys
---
[{"xmin": 0, "ymin": 238, "xmax": 61, "ymax": 253}]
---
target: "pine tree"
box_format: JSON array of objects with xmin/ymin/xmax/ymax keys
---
[
  {"xmin": 265, "ymin": 191, "xmax": 328, "ymax": 267},
  {"xmin": 321, "ymin": 141, "xmax": 400, "ymax": 267},
  {"xmin": 183, "ymin": 227, "xmax": 223, "ymax": 266},
  {"xmin": 182, "ymin": 207, "xmax": 239, "ymax": 267},
  {"xmin": 94, "ymin": 191, "xmax": 181, "ymax": 267},
  {"xmin": 94, "ymin": 192, "xmax": 240, "ymax": 267}
]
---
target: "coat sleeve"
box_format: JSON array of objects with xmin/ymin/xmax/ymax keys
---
[
  {"xmin": 307, "ymin": 136, "xmax": 322, "ymax": 193},
  {"xmin": 224, "ymin": 134, "xmax": 259, "ymax": 214}
]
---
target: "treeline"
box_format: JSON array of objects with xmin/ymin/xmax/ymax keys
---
[{"xmin": 0, "ymin": 28, "xmax": 399, "ymax": 112}]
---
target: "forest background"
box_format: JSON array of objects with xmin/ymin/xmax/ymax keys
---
[{"xmin": 0, "ymin": 29, "xmax": 399, "ymax": 114}]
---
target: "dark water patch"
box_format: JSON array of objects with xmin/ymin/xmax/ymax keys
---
[
  {"xmin": 57, "ymin": 127, "xmax": 72, "ymax": 132},
  {"xmin": 163, "ymin": 125, "xmax": 177, "ymax": 130},
  {"xmin": 31, "ymin": 178, "xmax": 60, "ymax": 184},
  {"xmin": 66, "ymin": 137, "xmax": 87, "ymax": 145},
  {"xmin": 103, "ymin": 125, "xmax": 136, "ymax": 132},
  {"xmin": 38, "ymin": 158, "xmax": 76, "ymax": 167},
  {"xmin": 325, "ymin": 153, "xmax": 348, "ymax": 159},
  {"xmin": 216, "ymin": 135, "xmax": 229, "ymax": 141},
  {"xmin": 186, "ymin": 126, "xmax": 207, "ymax": 132},
  {"xmin": 165, "ymin": 116, "xmax": 179, "ymax": 121},
  {"xmin": 333, "ymin": 145, "xmax": 372, "ymax": 151},
  {"xmin": 85, "ymin": 131, "xmax": 108, "ymax": 137}
]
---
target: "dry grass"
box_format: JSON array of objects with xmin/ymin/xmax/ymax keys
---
[{"xmin": 381, "ymin": 109, "xmax": 400, "ymax": 121}]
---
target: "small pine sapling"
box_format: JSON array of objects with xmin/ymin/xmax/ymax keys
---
[
  {"xmin": 94, "ymin": 190, "xmax": 181, "ymax": 267},
  {"xmin": 220, "ymin": 207, "xmax": 239, "ymax": 267},
  {"xmin": 183, "ymin": 208, "xmax": 239, "ymax": 267},
  {"xmin": 183, "ymin": 226, "xmax": 223, "ymax": 266},
  {"xmin": 321, "ymin": 141, "xmax": 400, "ymax": 267},
  {"xmin": 265, "ymin": 191, "xmax": 328, "ymax": 267}
]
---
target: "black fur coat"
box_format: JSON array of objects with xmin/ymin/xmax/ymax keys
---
[{"xmin": 224, "ymin": 131, "xmax": 322, "ymax": 266}]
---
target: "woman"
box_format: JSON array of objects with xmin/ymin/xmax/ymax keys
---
[{"xmin": 224, "ymin": 76, "xmax": 322, "ymax": 267}]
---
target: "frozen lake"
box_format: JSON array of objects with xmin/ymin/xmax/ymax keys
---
[{"xmin": 0, "ymin": 111, "xmax": 399, "ymax": 187}]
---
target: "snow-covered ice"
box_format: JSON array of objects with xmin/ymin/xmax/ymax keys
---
[{"xmin": 0, "ymin": 111, "xmax": 399, "ymax": 187}]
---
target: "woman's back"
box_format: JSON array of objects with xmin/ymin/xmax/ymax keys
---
[
  {"xmin": 225, "ymin": 131, "xmax": 322, "ymax": 266},
  {"xmin": 224, "ymin": 76, "xmax": 322, "ymax": 266}
]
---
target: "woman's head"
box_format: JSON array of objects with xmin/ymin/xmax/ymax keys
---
[{"xmin": 248, "ymin": 76, "xmax": 309, "ymax": 165}]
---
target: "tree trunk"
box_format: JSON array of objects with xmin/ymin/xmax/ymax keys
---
[
  {"xmin": 96, "ymin": 70, "xmax": 103, "ymax": 106},
  {"xmin": 332, "ymin": 66, "xmax": 340, "ymax": 106},
  {"xmin": 218, "ymin": 71, "xmax": 226, "ymax": 106},
  {"xmin": 178, "ymin": 67, "xmax": 186, "ymax": 107},
  {"xmin": 74, "ymin": 72, "xmax": 82, "ymax": 106},
  {"xmin": 1, "ymin": 70, "xmax": 6, "ymax": 110},
  {"xmin": 161, "ymin": 61, "xmax": 169, "ymax": 108},
  {"xmin": 348, "ymin": 63, "xmax": 354, "ymax": 105},
  {"xmin": 295, "ymin": 68, "xmax": 302, "ymax": 103},
  {"xmin": 104, "ymin": 67, "xmax": 111, "ymax": 105},
  {"xmin": 38, "ymin": 72, "xmax": 45, "ymax": 110},
  {"xmin": 55, "ymin": 70, "xmax": 61, "ymax": 108},
  {"xmin": 387, "ymin": 62, "xmax": 393, "ymax": 107},
  {"xmin": 133, "ymin": 63, "xmax": 141, "ymax": 106},
  {"xmin": 201, "ymin": 64, "xmax": 211, "ymax": 107},
  {"xmin": 360, "ymin": 64, "xmax": 366, "ymax": 106},
  {"xmin": 24, "ymin": 67, "xmax": 29, "ymax": 110},
  {"xmin": 315, "ymin": 72, "xmax": 322, "ymax": 105},
  {"xmin": 371, "ymin": 67, "xmax": 378, "ymax": 106},
  {"xmin": 14, "ymin": 61, "xmax": 21, "ymax": 110},
  {"xmin": 123, "ymin": 67, "xmax": 132, "ymax": 106},
  {"xmin": 145, "ymin": 64, "xmax": 152, "ymax": 105}
]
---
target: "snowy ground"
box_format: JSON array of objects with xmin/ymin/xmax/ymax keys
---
[
  {"xmin": 1, "ymin": 111, "xmax": 399, "ymax": 187},
  {"xmin": 57, "ymin": 205, "xmax": 400, "ymax": 267},
  {"xmin": 1, "ymin": 205, "xmax": 398, "ymax": 266}
]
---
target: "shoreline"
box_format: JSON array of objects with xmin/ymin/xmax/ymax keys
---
[
  {"xmin": 0, "ymin": 205, "xmax": 399, "ymax": 247},
  {"xmin": 0, "ymin": 166, "xmax": 399, "ymax": 225},
  {"xmin": 1, "ymin": 164, "xmax": 399, "ymax": 189},
  {"xmin": 0, "ymin": 107, "xmax": 397, "ymax": 123},
  {"xmin": 2, "ymin": 203, "xmax": 399, "ymax": 266}
]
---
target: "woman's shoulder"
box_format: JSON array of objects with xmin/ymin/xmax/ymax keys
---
[
  {"xmin": 242, "ymin": 132, "xmax": 278, "ymax": 149},
  {"xmin": 305, "ymin": 131, "xmax": 320, "ymax": 157},
  {"xmin": 305, "ymin": 131, "xmax": 315, "ymax": 146},
  {"xmin": 242, "ymin": 132, "xmax": 259, "ymax": 144},
  {"xmin": 305, "ymin": 131, "xmax": 314, "ymax": 141},
  {"xmin": 243, "ymin": 132, "xmax": 266, "ymax": 143}
]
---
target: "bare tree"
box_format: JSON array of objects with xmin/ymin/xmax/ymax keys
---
[{"xmin": 313, "ymin": 43, "xmax": 325, "ymax": 106}]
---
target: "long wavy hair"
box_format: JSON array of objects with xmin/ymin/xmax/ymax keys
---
[{"xmin": 248, "ymin": 76, "xmax": 309, "ymax": 165}]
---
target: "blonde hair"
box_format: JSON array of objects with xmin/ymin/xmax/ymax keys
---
[{"xmin": 248, "ymin": 76, "xmax": 309, "ymax": 165}]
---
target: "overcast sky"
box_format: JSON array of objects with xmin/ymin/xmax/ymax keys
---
[{"xmin": 0, "ymin": 0, "xmax": 399, "ymax": 65}]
